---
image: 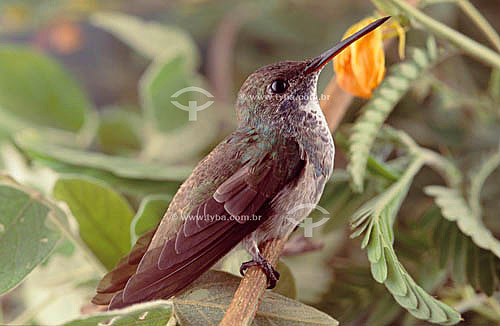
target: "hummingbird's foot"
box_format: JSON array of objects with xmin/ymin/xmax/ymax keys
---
[{"xmin": 239, "ymin": 253, "xmax": 280, "ymax": 289}]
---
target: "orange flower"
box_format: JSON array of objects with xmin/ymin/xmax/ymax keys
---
[
  {"xmin": 48, "ymin": 21, "xmax": 83, "ymax": 54},
  {"xmin": 334, "ymin": 18, "xmax": 386, "ymax": 99}
]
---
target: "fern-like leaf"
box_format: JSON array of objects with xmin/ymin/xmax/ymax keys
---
[
  {"xmin": 348, "ymin": 39, "xmax": 439, "ymax": 192},
  {"xmin": 351, "ymin": 156, "xmax": 462, "ymax": 325},
  {"xmin": 468, "ymin": 143, "xmax": 500, "ymax": 218},
  {"xmin": 429, "ymin": 214, "xmax": 500, "ymax": 295},
  {"xmin": 424, "ymin": 186, "xmax": 500, "ymax": 259},
  {"xmin": 316, "ymin": 264, "xmax": 401, "ymax": 325}
]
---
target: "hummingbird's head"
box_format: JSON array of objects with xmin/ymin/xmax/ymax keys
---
[
  {"xmin": 235, "ymin": 16, "xmax": 390, "ymax": 135},
  {"xmin": 236, "ymin": 61, "xmax": 319, "ymax": 128},
  {"xmin": 235, "ymin": 60, "xmax": 320, "ymax": 130}
]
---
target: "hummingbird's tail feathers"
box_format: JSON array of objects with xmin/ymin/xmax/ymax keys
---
[
  {"xmin": 107, "ymin": 289, "xmax": 125, "ymax": 308},
  {"xmin": 91, "ymin": 228, "xmax": 156, "ymax": 306},
  {"xmin": 129, "ymin": 229, "xmax": 156, "ymax": 264},
  {"xmin": 96, "ymin": 255, "xmax": 136, "ymax": 293},
  {"xmin": 91, "ymin": 291, "xmax": 115, "ymax": 306},
  {"xmin": 113, "ymin": 218, "xmax": 262, "ymax": 309}
]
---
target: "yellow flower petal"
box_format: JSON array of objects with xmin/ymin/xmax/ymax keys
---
[{"xmin": 334, "ymin": 18, "xmax": 386, "ymax": 99}]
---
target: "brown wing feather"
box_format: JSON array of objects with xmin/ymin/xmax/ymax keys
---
[{"xmin": 117, "ymin": 161, "xmax": 284, "ymax": 306}]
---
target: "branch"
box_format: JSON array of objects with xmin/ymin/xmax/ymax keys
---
[
  {"xmin": 456, "ymin": 0, "xmax": 500, "ymax": 52},
  {"xmin": 219, "ymin": 239, "xmax": 286, "ymax": 326}
]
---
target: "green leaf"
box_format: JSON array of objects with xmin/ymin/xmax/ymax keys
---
[
  {"xmin": 366, "ymin": 155, "xmax": 401, "ymax": 182},
  {"xmin": 19, "ymin": 156, "xmax": 181, "ymax": 198},
  {"xmin": 130, "ymin": 194, "xmax": 171, "ymax": 244},
  {"xmin": 90, "ymin": 12, "xmax": 199, "ymax": 67},
  {"xmin": 477, "ymin": 250, "xmax": 496, "ymax": 295},
  {"xmin": 0, "ymin": 46, "xmax": 93, "ymax": 133},
  {"xmin": 317, "ymin": 170, "xmax": 379, "ymax": 234},
  {"xmin": 91, "ymin": 12, "xmax": 218, "ymax": 162},
  {"xmin": 141, "ymin": 55, "xmax": 196, "ymax": 133},
  {"xmin": 16, "ymin": 130, "xmax": 192, "ymax": 182},
  {"xmin": 326, "ymin": 187, "xmax": 377, "ymax": 235},
  {"xmin": 384, "ymin": 247, "xmax": 408, "ymax": 298},
  {"xmin": 315, "ymin": 264, "xmax": 399, "ymax": 325},
  {"xmin": 139, "ymin": 57, "xmax": 220, "ymax": 163},
  {"xmin": 0, "ymin": 109, "xmax": 33, "ymax": 142},
  {"xmin": 350, "ymin": 155, "xmax": 461, "ymax": 324},
  {"xmin": 0, "ymin": 176, "xmax": 60, "ymax": 295},
  {"xmin": 365, "ymin": 292, "xmax": 402, "ymax": 326},
  {"xmin": 100, "ymin": 12, "xmax": 223, "ymax": 163},
  {"xmin": 51, "ymin": 238, "xmax": 76, "ymax": 258},
  {"xmin": 424, "ymin": 186, "xmax": 500, "ymax": 259},
  {"xmin": 467, "ymin": 143, "xmax": 500, "ymax": 218},
  {"xmin": 63, "ymin": 300, "xmax": 172, "ymax": 326},
  {"xmin": 97, "ymin": 107, "xmax": 143, "ymax": 156},
  {"xmin": 173, "ymin": 270, "xmax": 338, "ymax": 325},
  {"xmin": 53, "ymin": 176, "xmax": 134, "ymax": 270},
  {"xmin": 452, "ymin": 231, "xmax": 468, "ymax": 285},
  {"xmin": 489, "ymin": 68, "xmax": 500, "ymax": 104},
  {"xmin": 425, "ymin": 208, "xmax": 500, "ymax": 295},
  {"xmin": 273, "ymin": 261, "xmax": 297, "ymax": 299},
  {"xmin": 348, "ymin": 42, "xmax": 440, "ymax": 192}
]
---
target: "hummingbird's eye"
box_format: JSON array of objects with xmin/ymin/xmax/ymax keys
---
[{"xmin": 270, "ymin": 79, "xmax": 288, "ymax": 94}]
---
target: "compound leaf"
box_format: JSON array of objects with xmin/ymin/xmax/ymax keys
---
[
  {"xmin": 348, "ymin": 41, "xmax": 439, "ymax": 192},
  {"xmin": 351, "ymin": 156, "xmax": 461, "ymax": 324}
]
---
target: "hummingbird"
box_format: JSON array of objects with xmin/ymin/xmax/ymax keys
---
[{"xmin": 92, "ymin": 16, "xmax": 390, "ymax": 309}]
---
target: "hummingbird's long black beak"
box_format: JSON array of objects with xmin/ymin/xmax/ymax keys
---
[{"xmin": 304, "ymin": 16, "xmax": 391, "ymax": 74}]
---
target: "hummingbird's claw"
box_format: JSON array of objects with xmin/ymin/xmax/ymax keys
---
[{"xmin": 240, "ymin": 255, "xmax": 280, "ymax": 289}]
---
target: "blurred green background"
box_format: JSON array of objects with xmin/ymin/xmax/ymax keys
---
[{"xmin": 0, "ymin": 0, "xmax": 499, "ymax": 325}]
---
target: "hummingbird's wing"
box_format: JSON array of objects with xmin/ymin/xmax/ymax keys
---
[{"xmin": 93, "ymin": 130, "xmax": 304, "ymax": 309}]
